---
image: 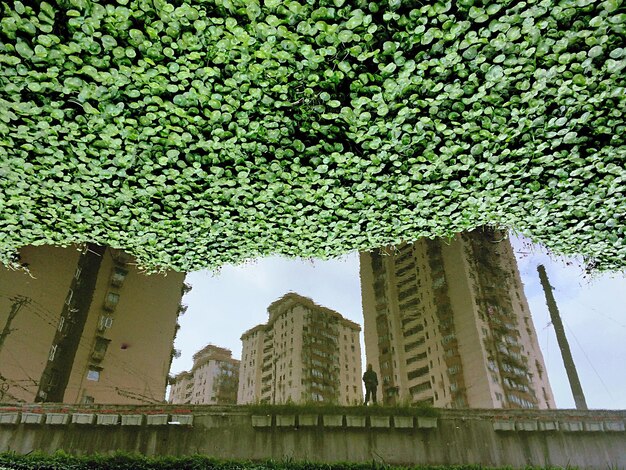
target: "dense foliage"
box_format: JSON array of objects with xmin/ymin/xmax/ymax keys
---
[
  {"xmin": 1, "ymin": 0, "xmax": 624, "ymax": 272},
  {"xmin": 0, "ymin": 452, "xmax": 569, "ymax": 469}
]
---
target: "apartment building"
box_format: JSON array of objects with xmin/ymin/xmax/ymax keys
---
[
  {"xmin": 360, "ymin": 229, "xmax": 555, "ymax": 409},
  {"xmin": 238, "ymin": 293, "xmax": 362, "ymax": 405},
  {"xmin": 169, "ymin": 344, "xmax": 240, "ymax": 404},
  {"xmin": 0, "ymin": 244, "xmax": 186, "ymax": 404}
]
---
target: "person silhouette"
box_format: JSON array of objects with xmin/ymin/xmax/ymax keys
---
[{"xmin": 362, "ymin": 363, "xmax": 378, "ymax": 405}]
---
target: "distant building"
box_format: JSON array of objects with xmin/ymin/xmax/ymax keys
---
[
  {"xmin": 360, "ymin": 229, "xmax": 555, "ymax": 409},
  {"xmin": 0, "ymin": 245, "xmax": 186, "ymax": 404},
  {"xmin": 169, "ymin": 345, "xmax": 240, "ymax": 405},
  {"xmin": 238, "ymin": 293, "xmax": 362, "ymax": 405}
]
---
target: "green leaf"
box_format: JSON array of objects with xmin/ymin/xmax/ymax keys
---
[
  {"xmin": 40, "ymin": 2, "xmax": 55, "ymax": 19},
  {"xmin": 101, "ymin": 35, "xmax": 117, "ymax": 49},
  {"xmin": 563, "ymin": 132, "xmax": 578, "ymax": 144},
  {"xmin": 264, "ymin": 0, "xmax": 281, "ymax": 8},
  {"xmin": 338, "ymin": 30, "xmax": 352, "ymax": 42},
  {"xmin": 588, "ymin": 45, "xmax": 603, "ymax": 58},
  {"xmin": 346, "ymin": 10, "xmax": 364, "ymax": 29},
  {"xmin": 15, "ymin": 40, "xmax": 34, "ymax": 59},
  {"xmin": 485, "ymin": 65, "xmax": 504, "ymax": 81}
]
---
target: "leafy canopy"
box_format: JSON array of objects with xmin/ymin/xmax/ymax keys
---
[{"xmin": 0, "ymin": 0, "xmax": 625, "ymax": 272}]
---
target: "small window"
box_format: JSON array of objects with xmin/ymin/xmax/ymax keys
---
[
  {"xmin": 98, "ymin": 336, "xmax": 112, "ymax": 351},
  {"xmin": 65, "ymin": 289, "xmax": 73, "ymax": 306},
  {"xmin": 49, "ymin": 344, "xmax": 57, "ymax": 362},
  {"xmin": 74, "ymin": 267, "xmax": 82, "ymax": 279},
  {"xmin": 98, "ymin": 315, "xmax": 114, "ymax": 331},
  {"xmin": 103, "ymin": 292, "xmax": 120, "ymax": 311},
  {"xmin": 58, "ymin": 316, "xmax": 65, "ymax": 332},
  {"xmin": 87, "ymin": 369, "xmax": 100, "ymax": 381},
  {"xmin": 92, "ymin": 336, "xmax": 110, "ymax": 362},
  {"xmin": 110, "ymin": 267, "xmax": 128, "ymax": 287}
]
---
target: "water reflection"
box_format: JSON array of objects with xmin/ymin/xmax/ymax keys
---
[
  {"xmin": 1, "ymin": 229, "xmax": 624, "ymax": 410},
  {"xmin": 169, "ymin": 345, "xmax": 239, "ymax": 405},
  {"xmin": 359, "ymin": 228, "xmax": 553, "ymax": 409}
]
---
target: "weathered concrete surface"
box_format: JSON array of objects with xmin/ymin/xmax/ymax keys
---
[{"xmin": 0, "ymin": 405, "xmax": 625, "ymax": 469}]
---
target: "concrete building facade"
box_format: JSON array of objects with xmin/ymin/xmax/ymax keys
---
[
  {"xmin": 360, "ymin": 229, "xmax": 555, "ymax": 409},
  {"xmin": 169, "ymin": 345, "xmax": 239, "ymax": 405},
  {"xmin": 238, "ymin": 293, "xmax": 362, "ymax": 405},
  {"xmin": 0, "ymin": 245, "xmax": 186, "ymax": 404}
]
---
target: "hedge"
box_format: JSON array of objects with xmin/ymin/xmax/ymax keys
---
[
  {"xmin": 1, "ymin": 0, "xmax": 624, "ymax": 272},
  {"xmin": 0, "ymin": 452, "xmax": 571, "ymax": 469}
]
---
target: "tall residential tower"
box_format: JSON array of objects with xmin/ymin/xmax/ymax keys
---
[
  {"xmin": 169, "ymin": 344, "xmax": 240, "ymax": 405},
  {"xmin": 360, "ymin": 229, "xmax": 555, "ymax": 409},
  {"xmin": 238, "ymin": 293, "xmax": 362, "ymax": 405}
]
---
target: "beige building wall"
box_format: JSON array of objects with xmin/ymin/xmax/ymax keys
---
[
  {"xmin": 238, "ymin": 293, "xmax": 362, "ymax": 405},
  {"xmin": 238, "ymin": 327, "xmax": 266, "ymax": 404},
  {"xmin": 360, "ymin": 229, "xmax": 555, "ymax": 409},
  {"xmin": 169, "ymin": 372, "xmax": 193, "ymax": 404},
  {"xmin": 169, "ymin": 345, "xmax": 239, "ymax": 405},
  {"xmin": 0, "ymin": 245, "xmax": 185, "ymax": 404},
  {"xmin": 0, "ymin": 246, "xmax": 80, "ymax": 403}
]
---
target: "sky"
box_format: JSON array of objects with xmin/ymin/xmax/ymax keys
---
[{"xmin": 170, "ymin": 234, "xmax": 626, "ymax": 409}]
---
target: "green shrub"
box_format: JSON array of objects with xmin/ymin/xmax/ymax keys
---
[
  {"xmin": 1, "ymin": 0, "xmax": 624, "ymax": 272},
  {"xmin": 0, "ymin": 451, "xmax": 571, "ymax": 469}
]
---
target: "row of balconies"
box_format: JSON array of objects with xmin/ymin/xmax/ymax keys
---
[{"xmin": 88, "ymin": 253, "xmax": 132, "ymax": 370}]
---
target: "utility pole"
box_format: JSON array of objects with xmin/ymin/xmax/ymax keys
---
[
  {"xmin": 537, "ymin": 264, "xmax": 588, "ymax": 410},
  {"xmin": 0, "ymin": 295, "xmax": 30, "ymax": 355}
]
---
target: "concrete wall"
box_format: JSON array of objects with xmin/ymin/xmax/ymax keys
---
[{"xmin": 1, "ymin": 405, "xmax": 625, "ymax": 468}]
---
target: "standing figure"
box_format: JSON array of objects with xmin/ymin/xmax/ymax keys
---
[{"xmin": 362, "ymin": 363, "xmax": 378, "ymax": 405}]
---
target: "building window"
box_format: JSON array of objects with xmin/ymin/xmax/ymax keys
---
[
  {"xmin": 110, "ymin": 267, "xmax": 128, "ymax": 287},
  {"xmin": 87, "ymin": 369, "xmax": 100, "ymax": 381},
  {"xmin": 408, "ymin": 366, "xmax": 429, "ymax": 380},
  {"xmin": 91, "ymin": 336, "xmax": 110, "ymax": 362},
  {"xmin": 49, "ymin": 344, "xmax": 57, "ymax": 362},
  {"xmin": 103, "ymin": 292, "xmax": 120, "ymax": 311},
  {"xmin": 58, "ymin": 316, "xmax": 65, "ymax": 332},
  {"xmin": 99, "ymin": 315, "xmax": 114, "ymax": 331},
  {"xmin": 65, "ymin": 289, "xmax": 73, "ymax": 306}
]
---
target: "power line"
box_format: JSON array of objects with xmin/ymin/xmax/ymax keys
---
[
  {"xmin": 1, "ymin": 291, "xmax": 169, "ymax": 382},
  {"xmin": 560, "ymin": 297, "xmax": 626, "ymax": 329},
  {"xmin": 0, "ymin": 290, "xmax": 172, "ymax": 404},
  {"xmin": 563, "ymin": 321, "xmax": 615, "ymax": 404}
]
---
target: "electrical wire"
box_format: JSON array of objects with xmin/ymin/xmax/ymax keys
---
[
  {"xmin": 559, "ymin": 297, "xmax": 626, "ymax": 329},
  {"xmin": 1, "ymin": 291, "xmax": 159, "ymax": 381},
  {"xmin": 562, "ymin": 321, "xmax": 615, "ymax": 404}
]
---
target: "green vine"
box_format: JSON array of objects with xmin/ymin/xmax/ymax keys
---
[{"xmin": 1, "ymin": 0, "xmax": 624, "ymax": 272}]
